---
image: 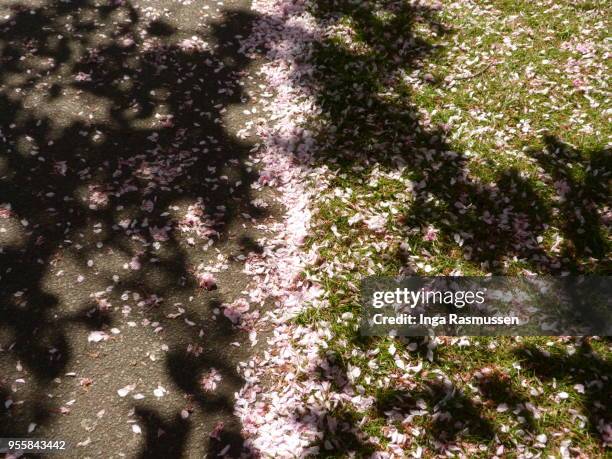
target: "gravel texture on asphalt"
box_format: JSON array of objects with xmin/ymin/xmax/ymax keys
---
[{"xmin": 0, "ymin": 0, "xmax": 276, "ymax": 456}]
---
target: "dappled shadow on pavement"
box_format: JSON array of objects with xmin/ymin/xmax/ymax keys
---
[
  {"xmin": 0, "ymin": 0, "xmax": 264, "ymax": 455},
  {"xmin": 1, "ymin": 0, "xmax": 609, "ymax": 456}
]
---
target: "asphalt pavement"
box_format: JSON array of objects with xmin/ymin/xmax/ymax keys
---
[{"xmin": 0, "ymin": 0, "xmax": 273, "ymax": 456}]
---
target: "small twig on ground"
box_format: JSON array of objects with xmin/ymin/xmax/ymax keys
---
[{"xmin": 454, "ymin": 61, "xmax": 498, "ymax": 80}]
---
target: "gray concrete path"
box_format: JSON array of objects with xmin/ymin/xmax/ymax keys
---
[{"xmin": 0, "ymin": 0, "xmax": 273, "ymax": 456}]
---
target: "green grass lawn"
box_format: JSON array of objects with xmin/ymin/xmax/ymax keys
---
[{"xmin": 294, "ymin": 0, "xmax": 611, "ymax": 456}]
